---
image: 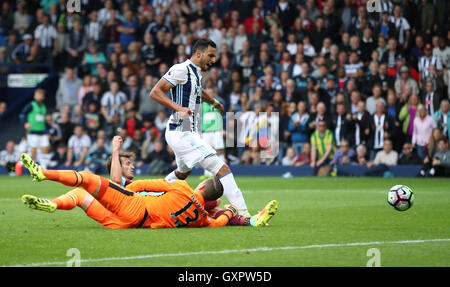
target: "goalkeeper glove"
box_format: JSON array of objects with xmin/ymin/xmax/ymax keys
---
[{"xmin": 224, "ymin": 204, "xmax": 238, "ymax": 217}]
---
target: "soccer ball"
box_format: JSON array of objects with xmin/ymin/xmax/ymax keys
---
[{"xmin": 388, "ymin": 185, "xmax": 415, "ymax": 211}]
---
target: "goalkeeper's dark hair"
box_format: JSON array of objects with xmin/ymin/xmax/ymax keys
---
[
  {"xmin": 105, "ymin": 151, "xmax": 136, "ymax": 174},
  {"xmin": 201, "ymin": 177, "xmax": 224, "ymax": 202},
  {"xmin": 192, "ymin": 38, "xmax": 216, "ymax": 54}
]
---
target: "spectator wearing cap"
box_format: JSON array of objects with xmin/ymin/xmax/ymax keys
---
[
  {"xmin": 11, "ymin": 34, "xmax": 33, "ymax": 64},
  {"xmin": 395, "ymin": 65, "xmax": 419, "ymax": 98},
  {"xmin": 418, "ymin": 43, "xmax": 443, "ymax": 88}
]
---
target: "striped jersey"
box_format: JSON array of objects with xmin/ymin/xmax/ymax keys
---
[
  {"xmin": 418, "ymin": 55, "xmax": 443, "ymax": 79},
  {"xmin": 162, "ymin": 59, "xmax": 203, "ymax": 133}
]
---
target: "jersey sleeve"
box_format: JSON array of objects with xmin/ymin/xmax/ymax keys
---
[
  {"xmin": 162, "ymin": 64, "xmax": 187, "ymax": 87},
  {"xmin": 204, "ymin": 210, "xmax": 233, "ymax": 227},
  {"xmin": 126, "ymin": 179, "xmax": 172, "ymax": 192}
]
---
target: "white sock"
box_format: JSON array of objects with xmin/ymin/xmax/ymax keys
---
[
  {"xmin": 219, "ymin": 172, "xmax": 249, "ymax": 214},
  {"xmin": 165, "ymin": 170, "xmax": 180, "ymax": 181}
]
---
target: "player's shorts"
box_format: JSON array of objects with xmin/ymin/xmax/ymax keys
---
[
  {"xmin": 201, "ymin": 131, "xmax": 225, "ymax": 150},
  {"xmin": 165, "ymin": 127, "xmax": 217, "ymax": 173},
  {"xmin": 28, "ymin": 133, "xmax": 50, "ymax": 149}
]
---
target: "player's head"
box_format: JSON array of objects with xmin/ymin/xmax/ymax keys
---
[
  {"xmin": 195, "ymin": 177, "xmax": 224, "ymax": 202},
  {"xmin": 191, "ymin": 38, "xmax": 217, "ymax": 71},
  {"xmin": 34, "ymin": 88, "xmax": 46, "ymax": 103},
  {"xmin": 106, "ymin": 151, "xmax": 136, "ymax": 180}
]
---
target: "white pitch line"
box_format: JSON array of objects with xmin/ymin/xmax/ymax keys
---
[{"xmin": 4, "ymin": 238, "xmax": 450, "ymax": 267}]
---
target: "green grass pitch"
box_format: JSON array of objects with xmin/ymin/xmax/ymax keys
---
[{"xmin": 0, "ymin": 175, "xmax": 449, "ymax": 267}]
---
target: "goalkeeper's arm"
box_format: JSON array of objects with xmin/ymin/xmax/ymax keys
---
[{"xmin": 206, "ymin": 204, "xmax": 238, "ymax": 227}]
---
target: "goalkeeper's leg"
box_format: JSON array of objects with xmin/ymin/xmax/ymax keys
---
[{"xmin": 21, "ymin": 153, "xmax": 146, "ymax": 227}]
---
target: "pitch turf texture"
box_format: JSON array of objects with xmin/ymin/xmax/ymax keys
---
[{"xmin": 0, "ymin": 175, "xmax": 449, "ymax": 267}]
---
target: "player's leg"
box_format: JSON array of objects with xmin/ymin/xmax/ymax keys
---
[
  {"xmin": 201, "ymin": 158, "xmax": 250, "ymax": 216},
  {"xmin": 21, "ymin": 153, "xmax": 146, "ymax": 226},
  {"xmin": 170, "ymin": 132, "xmax": 250, "ymax": 216}
]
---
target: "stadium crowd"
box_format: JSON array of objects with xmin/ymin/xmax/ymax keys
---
[{"xmin": 1, "ymin": 0, "xmax": 450, "ymax": 177}]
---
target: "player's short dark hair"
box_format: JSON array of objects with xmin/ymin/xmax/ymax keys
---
[
  {"xmin": 105, "ymin": 151, "xmax": 136, "ymax": 174},
  {"xmin": 192, "ymin": 39, "xmax": 216, "ymax": 54},
  {"xmin": 201, "ymin": 177, "xmax": 224, "ymax": 202}
]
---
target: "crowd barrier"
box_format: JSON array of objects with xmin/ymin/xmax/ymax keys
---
[{"xmin": 0, "ymin": 163, "xmax": 425, "ymax": 178}]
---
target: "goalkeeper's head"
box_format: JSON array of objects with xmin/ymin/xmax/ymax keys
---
[{"xmin": 195, "ymin": 177, "xmax": 224, "ymax": 202}]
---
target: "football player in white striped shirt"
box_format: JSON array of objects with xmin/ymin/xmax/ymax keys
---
[{"xmin": 150, "ymin": 39, "xmax": 251, "ymax": 216}]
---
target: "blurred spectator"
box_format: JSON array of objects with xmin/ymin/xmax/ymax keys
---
[
  {"xmin": 369, "ymin": 101, "xmax": 396, "ymax": 157},
  {"xmin": 399, "ymin": 93, "xmax": 423, "ymax": 142},
  {"xmin": 77, "ymin": 75, "xmax": 93, "ymax": 106},
  {"xmin": 419, "ymin": 138, "xmax": 450, "ymax": 177},
  {"xmin": 412, "ymin": 106, "xmax": 436, "ymax": 159},
  {"xmin": 365, "ymin": 139, "xmax": 398, "ymax": 176},
  {"xmin": 366, "ymin": 84, "xmax": 386, "ymax": 115},
  {"xmin": 368, "ymin": 139, "xmax": 398, "ymax": 167},
  {"xmin": 281, "ymin": 147, "xmax": 297, "ymax": 166},
  {"xmin": 82, "ymin": 43, "xmax": 107, "ymax": 76},
  {"xmin": 11, "ymin": 33, "xmax": 33, "ymax": 64},
  {"xmin": 66, "ymin": 125, "xmax": 91, "ymax": 167},
  {"xmin": 101, "ymin": 81, "xmax": 127, "ymax": 125},
  {"xmin": 330, "ymin": 139, "xmax": 355, "ymax": 166},
  {"xmin": 294, "ymin": 142, "xmax": 311, "ymax": 167},
  {"xmin": 83, "ymin": 102, "xmax": 102, "ymax": 136},
  {"xmin": 56, "ymin": 67, "xmax": 82, "ymax": 112},
  {"xmin": 332, "ymin": 102, "xmax": 353, "ymax": 147},
  {"xmin": 395, "ymin": 66, "xmax": 419, "ymax": 97},
  {"xmin": 418, "ymin": 44, "xmax": 442, "ymax": 88},
  {"xmin": 82, "ymin": 82, "xmax": 103, "ymax": 112},
  {"xmin": 0, "ymin": 140, "xmax": 19, "ymax": 174},
  {"xmin": 0, "ymin": 101, "xmax": 7, "ymax": 117},
  {"xmin": 144, "ymin": 139, "xmax": 173, "ymax": 175},
  {"xmin": 351, "ymin": 144, "xmax": 369, "ymax": 166},
  {"xmin": 34, "ymin": 14, "xmax": 57, "ymax": 63},
  {"xmin": 310, "ymin": 119, "xmax": 335, "ymax": 169},
  {"xmin": 19, "ymin": 88, "xmax": 50, "ymax": 161},
  {"xmin": 352, "ymin": 100, "xmax": 371, "ymax": 147},
  {"xmin": 422, "ymin": 79, "xmax": 441, "ymax": 116},
  {"xmin": 124, "ymin": 108, "xmax": 143, "ymax": 139},
  {"xmin": 64, "ymin": 18, "xmax": 87, "ymax": 68},
  {"xmin": 288, "ymin": 101, "xmax": 309, "ymax": 154},
  {"xmin": 433, "ymin": 99, "xmax": 450, "ymax": 141},
  {"xmin": 398, "ymin": 142, "xmax": 422, "ymax": 165},
  {"xmin": 48, "ymin": 143, "xmax": 68, "ymax": 168},
  {"xmin": 85, "ymin": 137, "xmax": 111, "ymax": 173}
]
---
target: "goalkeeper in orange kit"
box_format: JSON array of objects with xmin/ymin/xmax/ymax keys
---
[{"xmin": 20, "ymin": 153, "xmax": 278, "ymax": 228}]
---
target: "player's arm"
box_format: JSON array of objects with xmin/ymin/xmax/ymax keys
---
[
  {"xmin": 127, "ymin": 179, "xmax": 173, "ymax": 192},
  {"xmin": 110, "ymin": 136, "xmax": 123, "ymax": 185},
  {"xmin": 201, "ymin": 89, "xmax": 224, "ymax": 115},
  {"xmin": 205, "ymin": 204, "xmax": 238, "ymax": 227},
  {"xmin": 150, "ymin": 77, "xmax": 191, "ymax": 118}
]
